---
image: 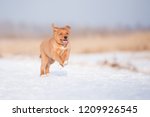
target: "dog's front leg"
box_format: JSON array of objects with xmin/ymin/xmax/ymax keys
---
[
  {"xmin": 58, "ymin": 57, "xmax": 65, "ymax": 67},
  {"xmin": 54, "ymin": 53, "xmax": 64, "ymax": 67},
  {"xmin": 64, "ymin": 49, "xmax": 70, "ymax": 65},
  {"xmin": 60, "ymin": 49, "xmax": 70, "ymax": 66},
  {"xmin": 59, "ymin": 50, "xmax": 69, "ymax": 67}
]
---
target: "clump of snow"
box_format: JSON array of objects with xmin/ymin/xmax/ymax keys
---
[{"xmin": 0, "ymin": 52, "xmax": 150, "ymax": 99}]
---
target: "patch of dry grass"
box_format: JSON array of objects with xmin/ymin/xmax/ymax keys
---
[
  {"xmin": 0, "ymin": 38, "xmax": 41, "ymax": 57},
  {"xmin": 0, "ymin": 31, "xmax": 150, "ymax": 57},
  {"xmin": 100, "ymin": 60, "xmax": 138, "ymax": 72},
  {"xmin": 71, "ymin": 31, "xmax": 150, "ymax": 53}
]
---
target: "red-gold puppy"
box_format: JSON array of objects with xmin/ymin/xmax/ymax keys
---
[{"xmin": 40, "ymin": 24, "xmax": 71, "ymax": 76}]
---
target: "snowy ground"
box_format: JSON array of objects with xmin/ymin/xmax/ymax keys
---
[{"xmin": 0, "ymin": 52, "xmax": 150, "ymax": 100}]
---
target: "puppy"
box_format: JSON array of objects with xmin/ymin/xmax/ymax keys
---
[{"xmin": 40, "ymin": 24, "xmax": 71, "ymax": 76}]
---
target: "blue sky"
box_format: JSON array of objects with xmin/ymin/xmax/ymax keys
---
[{"xmin": 0, "ymin": 0, "xmax": 150, "ymax": 27}]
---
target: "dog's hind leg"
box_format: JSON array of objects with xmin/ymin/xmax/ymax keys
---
[
  {"xmin": 40, "ymin": 63, "xmax": 45, "ymax": 76},
  {"xmin": 45, "ymin": 64, "xmax": 50, "ymax": 75},
  {"xmin": 45, "ymin": 58, "xmax": 55, "ymax": 75},
  {"xmin": 40, "ymin": 54, "xmax": 49, "ymax": 76}
]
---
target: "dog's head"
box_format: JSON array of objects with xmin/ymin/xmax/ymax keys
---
[{"xmin": 52, "ymin": 24, "xmax": 71, "ymax": 46}]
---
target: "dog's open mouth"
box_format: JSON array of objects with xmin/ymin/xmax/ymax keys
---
[{"xmin": 62, "ymin": 39, "xmax": 69, "ymax": 45}]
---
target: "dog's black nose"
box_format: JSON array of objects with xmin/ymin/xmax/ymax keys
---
[{"xmin": 64, "ymin": 36, "xmax": 68, "ymax": 39}]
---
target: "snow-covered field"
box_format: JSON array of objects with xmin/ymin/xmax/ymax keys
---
[{"xmin": 0, "ymin": 52, "xmax": 150, "ymax": 100}]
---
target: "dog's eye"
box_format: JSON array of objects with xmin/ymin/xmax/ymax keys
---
[
  {"xmin": 66, "ymin": 33, "xmax": 69, "ymax": 35},
  {"xmin": 59, "ymin": 33, "xmax": 63, "ymax": 35}
]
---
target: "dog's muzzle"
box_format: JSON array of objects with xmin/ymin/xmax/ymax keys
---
[{"xmin": 62, "ymin": 38, "xmax": 69, "ymax": 45}]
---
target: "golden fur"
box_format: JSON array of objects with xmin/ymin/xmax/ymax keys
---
[{"xmin": 40, "ymin": 24, "xmax": 71, "ymax": 76}]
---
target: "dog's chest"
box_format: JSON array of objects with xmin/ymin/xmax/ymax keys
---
[{"xmin": 57, "ymin": 46, "xmax": 68, "ymax": 55}]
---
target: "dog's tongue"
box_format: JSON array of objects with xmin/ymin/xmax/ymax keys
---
[{"xmin": 63, "ymin": 40, "xmax": 68, "ymax": 45}]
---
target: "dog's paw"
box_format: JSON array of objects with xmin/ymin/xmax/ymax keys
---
[
  {"xmin": 59, "ymin": 63, "xmax": 64, "ymax": 67},
  {"xmin": 64, "ymin": 61, "xmax": 68, "ymax": 66},
  {"xmin": 40, "ymin": 74, "xmax": 49, "ymax": 78},
  {"xmin": 46, "ymin": 73, "xmax": 50, "ymax": 77},
  {"xmin": 59, "ymin": 61, "xmax": 68, "ymax": 67}
]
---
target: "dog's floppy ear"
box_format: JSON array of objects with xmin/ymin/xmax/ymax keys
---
[
  {"xmin": 52, "ymin": 24, "xmax": 55, "ymax": 28},
  {"xmin": 65, "ymin": 25, "xmax": 71, "ymax": 30},
  {"xmin": 52, "ymin": 24, "xmax": 58, "ymax": 32}
]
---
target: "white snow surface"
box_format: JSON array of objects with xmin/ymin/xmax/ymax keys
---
[{"xmin": 0, "ymin": 52, "xmax": 150, "ymax": 100}]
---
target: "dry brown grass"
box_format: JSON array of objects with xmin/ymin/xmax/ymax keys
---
[
  {"xmin": 0, "ymin": 31, "xmax": 150, "ymax": 57},
  {"xmin": 71, "ymin": 31, "xmax": 150, "ymax": 53},
  {"xmin": 0, "ymin": 38, "xmax": 41, "ymax": 57},
  {"xmin": 100, "ymin": 60, "xmax": 138, "ymax": 72}
]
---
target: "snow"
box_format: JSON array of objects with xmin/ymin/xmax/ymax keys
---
[{"xmin": 0, "ymin": 52, "xmax": 150, "ymax": 100}]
